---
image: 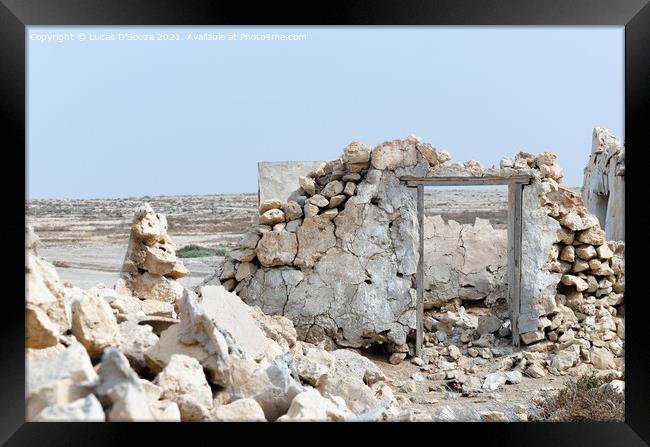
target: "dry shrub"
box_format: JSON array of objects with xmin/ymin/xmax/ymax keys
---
[{"xmin": 531, "ymin": 372, "xmax": 624, "ymax": 422}]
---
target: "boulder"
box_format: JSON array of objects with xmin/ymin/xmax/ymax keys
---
[
  {"xmin": 96, "ymin": 348, "xmax": 155, "ymax": 421},
  {"xmin": 155, "ymin": 354, "xmax": 213, "ymax": 421},
  {"xmin": 26, "ymin": 343, "xmax": 98, "ymax": 399},
  {"xmin": 118, "ymin": 319, "xmax": 159, "ymax": 373},
  {"xmin": 71, "ymin": 289, "xmax": 121, "ymax": 360},
  {"xmin": 331, "ymin": 349, "xmax": 385, "ymax": 385}
]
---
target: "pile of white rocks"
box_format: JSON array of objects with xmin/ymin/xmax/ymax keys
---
[{"xmin": 25, "ymin": 207, "xmax": 402, "ymax": 422}]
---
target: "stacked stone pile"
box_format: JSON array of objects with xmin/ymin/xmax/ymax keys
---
[
  {"xmin": 503, "ymin": 151, "xmax": 625, "ymax": 375},
  {"xmin": 118, "ymin": 203, "xmax": 188, "ymax": 306},
  {"xmin": 25, "ymin": 210, "xmax": 402, "ymax": 422}
]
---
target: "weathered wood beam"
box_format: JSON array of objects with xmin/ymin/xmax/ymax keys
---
[
  {"xmin": 416, "ymin": 184, "xmax": 424, "ymax": 357},
  {"xmin": 402, "ymin": 175, "xmax": 533, "ymax": 186}
]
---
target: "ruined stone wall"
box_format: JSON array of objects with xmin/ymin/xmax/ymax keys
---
[{"xmin": 218, "ymin": 133, "xmax": 624, "ymax": 353}]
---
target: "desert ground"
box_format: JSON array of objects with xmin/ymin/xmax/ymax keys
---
[{"xmin": 26, "ymin": 188, "xmax": 586, "ymax": 420}]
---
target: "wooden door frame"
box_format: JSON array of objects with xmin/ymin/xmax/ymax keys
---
[{"xmin": 401, "ymin": 175, "xmax": 533, "ymax": 356}]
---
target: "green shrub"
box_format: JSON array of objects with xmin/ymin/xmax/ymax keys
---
[{"xmin": 177, "ymin": 244, "xmax": 217, "ymax": 258}]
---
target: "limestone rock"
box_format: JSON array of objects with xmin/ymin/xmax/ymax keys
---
[
  {"xmin": 294, "ymin": 216, "xmax": 336, "ymax": 268},
  {"xmin": 260, "ymin": 199, "xmax": 283, "ymax": 214},
  {"xmin": 256, "ymin": 231, "xmax": 298, "ymax": 267},
  {"xmin": 307, "ymin": 194, "xmax": 329, "ymax": 208},
  {"xmin": 96, "ymin": 348, "xmax": 155, "ymax": 422},
  {"xmin": 189, "ymin": 287, "xmax": 284, "ymax": 364},
  {"xmin": 282, "ymin": 201, "xmax": 303, "ymax": 221},
  {"xmin": 212, "ymin": 398, "xmax": 267, "ymax": 422},
  {"xmin": 304, "ymin": 203, "xmax": 319, "ymax": 218},
  {"xmin": 477, "ymin": 314, "xmax": 503, "ymax": 335},
  {"xmin": 328, "ymin": 194, "xmax": 347, "ymax": 208},
  {"xmin": 155, "ymin": 354, "xmax": 213, "ymax": 420},
  {"xmin": 229, "ymin": 248, "xmax": 256, "ymax": 263},
  {"xmin": 320, "ymin": 180, "xmax": 344, "ymax": 199},
  {"xmin": 71, "ymin": 289, "xmax": 120, "ymax": 360},
  {"xmin": 118, "ymin": 319, "xmax": 159, "ymax": 373},
  {"xmin": 277, "ymin": 389, "xmax": 352, "ymax": 421},
  {"xmin": 299, "ymin": 176, "xmax": 316, "ymax": 196},
  {"xmin": 343, "ymin": 141, "xmax": 372, "ymax": 164},
  {"xmin": 371, "ymin": 138, "xmax": 418, "ymax": 171},
  {"xmin": 343, "ymin": 181, "xmax": 356, "ymax": 196},
  {"xmin": 235, "ymin": 262, "xmax": 257, "ymax": 282},
  {"xmin": 27, "ymin": 343, "xmax": 98, "ymax": 400},
  {"xmin": 577, "ymin": 226, "xmax": 605, "ymax": 245},
  {"xmin": 259, "ymin": 209, "xmax": 286, "ymax": 226},
  {"xmin": 33, "ymin": 394, "xmax": 105, "ymax": 422},
  {"xmin": 331, "ymin": 349, "xmax": 385, "ymax": 385},
  {"xmin": 590, "ymin": 346, "xmax": 616, "ymax": 370},
  {"xmin": 26, "ymin": 304, "xmax": 60, "ymax": 349}
]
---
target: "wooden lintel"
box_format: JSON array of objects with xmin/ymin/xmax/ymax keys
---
[{"xmin": 402, "ymin": 175, "xmax": 533, "ymax": 187}]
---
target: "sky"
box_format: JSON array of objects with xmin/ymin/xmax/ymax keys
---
[{"xmin": 27, "ymin": 26, "xmax": 624, "ymax": 199}]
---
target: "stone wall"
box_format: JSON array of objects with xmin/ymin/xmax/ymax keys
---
[{"xmin": 219, "ymin": 133, "xmax": 624, "ymax": 354}]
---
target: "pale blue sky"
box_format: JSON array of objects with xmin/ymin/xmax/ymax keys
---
[{"xmin": 27, "ymin": 26, "xmax": 623, "ymax": 199}]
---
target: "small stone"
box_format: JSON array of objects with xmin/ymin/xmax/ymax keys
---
[
  {"xmin": 520, "ymin": 330, "xmax": 545, "ymax": 345},
  {"xmin": 525, "ymin": 364, "xmax": 546, "ymax": 378},
  {"xmin": 411, "ymin": 357, "xmax": 425, "ymax": 366},
  {"xmin": 559, "ymin": 245, "xmax": 575, "ymax": 262},
  {"xmin": 343, "ymin": 182, "xmax": 356, "ymax": 196},
  {"xmin": 596, "ymin": 244, "xmax": 614, "ymax": 260},
  {"xmin": 576, "ymin": 245, "xmax": 597, "ymax": 260},
  {"xmin": 389, "ymin": 352, "xmax": 407, "ymax": 365},
  {"xmin": 307, "ymin": 194, "xmax": 329, "ymax": 208},
  {"xmin": 572, "ymin": 259, "xmax": 590, "ymax": 273},
  {"xmin": 320, "ymin": 181, "xmax": 344, "ymax": 198},
  {"xmin": 281, "ymin": 202, "xmax": 303, "ymax": 221},
  {"xmin": 259, "ymin": 209, "xmax": 286, "ymax": 225},
  {"xmin": 447, "ymin": 345, "xmax": 461, "ymax": 360},
  {"xmin": 477, "ymin": 314, "xmax": 503, "ymax": 335},
  {"xmin": 304, "ymin": 203, "xmax": 319, "ymax": 218},
  {"xmin": 319, "ymin": 208, "xmax": 339, "ymax": 220},
  {"xmin": 343, "ymin": 141, "xmax": 371, "ymax": 164},
  {"xmin": 259, "ymin": 199, "xmax": 283, "ymax": 214},
  {"xmin": 299, "ymin": 176, "xmax": 316, "ymax": 196},
  {"xmin": 561, "ymin": 275, "xmax": 589, "ymax": 292},
  {"xmin": 342, "ymin": 173, "xmax": 361, "ymax": 182},
  {"xmin": 328, "ymin": 194, "xmax": 347, "ymax": 208},
  {"xmin": 212, "ymin": 398, "xmax": 267, "ymax": 422},
  {"xmin": 577, "ymin": 227, "xmax": 605, "ymax": 245}
]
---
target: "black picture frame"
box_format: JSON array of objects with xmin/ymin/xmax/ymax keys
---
[{"xmin": 3, "ymin": 0, "xmax": 649, "ymax": 445}]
